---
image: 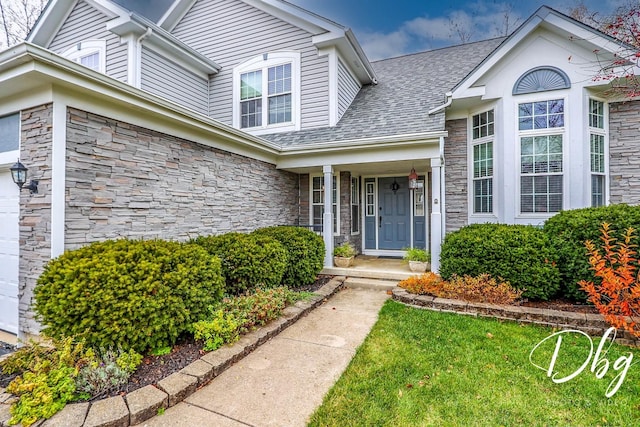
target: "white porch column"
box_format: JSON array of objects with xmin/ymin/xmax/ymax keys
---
[
  {"xmin": 430, "ymin": 157, "xmax": 443, "ymax": 272},
  {"xmin": 322, "ymin": 165, "xmax": 334, "ymax": 268}
]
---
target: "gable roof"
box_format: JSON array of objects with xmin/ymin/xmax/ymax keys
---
[
  {"xmin": 263, "ymin": 38, "xmax": 505, "ymax": 147},
  {"xmin": 159, "ymin": 0, "xmax": 377, "ymax": 84},
  {"xmin": 452, "ymin": 5, "xmax": 633, "ymax": 99},
  {"xmin": 27, "ymin": 0, "xmax": 220, "ymax": 75}
]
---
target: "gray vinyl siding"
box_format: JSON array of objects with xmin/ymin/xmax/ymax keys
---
[
  {"xmin": 140, "ymin": 46, "xmax": 208, "ymax": 115},
  {"xmin": 171, "ymin": 0, "xmax": 329, "ymax": 130},
  {"xmin": 47, "ymin": 0, "xmax": 128, "ymax": 83},
  {"xmin": 337, "ymin": 58, "xmax": 361, "ymax": 121}
]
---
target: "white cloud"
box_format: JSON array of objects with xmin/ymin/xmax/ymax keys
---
[{"xmin": 356, "ymin": 2, "xmax": 526, "ymax": 60}]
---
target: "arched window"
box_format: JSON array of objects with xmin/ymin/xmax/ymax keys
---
[
  {"xmin": 232, "ymin": 52, "xmax": 301, "ymax": 134},
  {"xmin": 513, "ymin": 67, "xmax": 570, "ymax": 95},
  {"xmin": 61, "ymin": 40, "xmax": 106, "ymax": 73}
]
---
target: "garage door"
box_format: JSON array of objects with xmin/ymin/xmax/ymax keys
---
[{"xmin": 0, "ymin": 168, "xmax": 19, "ymax": 334}]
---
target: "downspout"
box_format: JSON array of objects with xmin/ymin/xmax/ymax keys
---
[
  {"xmin": 134, "ymin": 27, "xmax": 152, "ymax": 88},
  {"xmin": 439, "ymin": 136, "xmax": 446, "ymax": 241}
]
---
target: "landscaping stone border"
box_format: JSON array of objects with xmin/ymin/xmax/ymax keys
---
[
  {"xmin": 391, "ymin": 287, "xmax": 640, "ymax": 347},
  {"xmin": 0, "ymin": 277, "xmax": 345, "ymax": 427}
]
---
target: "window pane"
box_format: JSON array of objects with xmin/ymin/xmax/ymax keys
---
[
  {"xmin": 592, "ymin": 175, "xmax": 605, "ymax": 207},
  {"xmin": 268, "ymin": 64, "xmax": 291, "ymax": 95},
  {"xmin": 474, "ymin": 178, "xmax": 493, "ymax": 213},
  {"xmin": 535, "ymin": 102, "xmax": 548, "ymax": 115},
  {"xmin": 240, "ymin": 99, "xmax": 262, "ymax": 128},
  {"xmin": 268, "ymin": 94, "xmax": 292, "ymax": 124},
  {"xmin": 352, "ymin": 205, "xmax": 360, "ymax": 233},
  {"xmin": 519, "ymin": 118, "xmax": 533, "ymax": 131},
  {"xmin": 80, "ymin": 52, "xmax": 100, "ymax": 71},
  {"xmin": 590, "ymin": 134, "xmax": 605, "ymax": 173},
  {"xmin": 519, "ymin": 99, "xmax": 564, "ymax": 131},
  {"xmin": 0, "ymin": 113, "xmax": 19, "ymax": 153},
  {"xmin": 520, "ymin": 175, "xmax": 562, "ymax": 213},
  {"xmin": 240, "ymin": 71, "xmax": 262, "ymax": 100},
  {"xmin": 589, "ymin": 99, "xmax": 605, "ymax": 129},
  {"xmin": 472, "ymin": 110, "xmax": 494, "ymax": 139}
]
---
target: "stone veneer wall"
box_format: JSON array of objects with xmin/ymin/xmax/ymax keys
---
[
  {"xmin": 444, "ymin": 119, "xmax": 468, "ymax": 233},
  {"xmin": 19, "ymin": 104, "xmax": 53, "ymax": 336},
  {"xmin": 64, "ymin": 108, "xmax": 299, "ymax": 246},
  {"xmin": 609, "ymin": 100, "xmax": 640, "ymax": 204}
]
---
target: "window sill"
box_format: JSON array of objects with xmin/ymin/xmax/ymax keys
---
[{"xmin": 240, "ymin": 122, "xmax": 298, "ymax": 136}]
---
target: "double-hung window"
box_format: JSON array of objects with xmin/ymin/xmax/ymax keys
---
[
  {"xmin": 589, "ymin": 99, "xmax": 606, "ymax": 207},
  {"xmin": 472, "ymin": 110, "xmax": 494, "ymax": 214},
  {"xmin": 519, "ymin": 99, "xmax": 564, "ymax": 213},
  {"xmin": 234, "ymin": 52, "xmax": 300, "ymax": 133},
  {"xmin": 311, "ymin": 176, "xmax": 338, "ymax": 234},
  {"xmin": 351, "ymin": 177, "xmax": 360, "ymax": 234}
]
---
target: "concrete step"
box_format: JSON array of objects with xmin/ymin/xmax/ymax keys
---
[
  {"xmin": 321, "ymin": 267, "xmax": 414, "ymax": 281},
  {"xmin": 343, "ymin": 277, "xmax": 399, "ymax": 291}
]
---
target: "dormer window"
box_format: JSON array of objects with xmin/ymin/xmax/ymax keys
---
[
  {"xmin": 233, "ymin": 52, "xmax": 300, "ymax": 134},
  {"xmin": 61, "ymin": 40, "xmax": 106, "ymax": 73}
]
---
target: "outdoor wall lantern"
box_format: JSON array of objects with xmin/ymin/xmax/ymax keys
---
[
  {"xmin": 408, "ymin": 168, "xmax": 418, "ymax": 190},
  {"xmin": 10, "ymin": 160, "xmax": 38, "ymax": 194}
]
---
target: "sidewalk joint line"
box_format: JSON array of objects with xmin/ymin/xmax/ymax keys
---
[
  {"xmin": 185, "ymin": 402, "xmax": 256, "ymax": 426},
  {"xmin": 277, "ymin": 336, "xmax": 357, "ymax": 352}
]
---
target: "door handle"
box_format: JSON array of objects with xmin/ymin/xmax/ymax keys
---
[{"xmin": 379, "ymin": 216, "xmax": 382, "ymax": 228}]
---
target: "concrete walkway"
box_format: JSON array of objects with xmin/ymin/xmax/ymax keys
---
[{"xmin": 140, "ymin": 287, "xmax": 389, "ymax": 427}]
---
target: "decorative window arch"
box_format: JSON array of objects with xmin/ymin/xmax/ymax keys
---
[
  {"xmin": 232, "ymin": 51, "xmax": 301, "ymax": 134},
  {"xmin": 513, "ymin": 66, "xmax": 570, "ymax": 95},
  {"xmin": 61, "ymin": 40, "xmax": 106, "ymax": 73}
]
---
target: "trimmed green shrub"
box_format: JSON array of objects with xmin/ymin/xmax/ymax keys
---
[
  {"xmin": 440, "ymin": 223, "xmax": 560, "ymax": 300},
  {"xmin": 34, "ymin": 239, "xmax": 224, "ymax": 353},
  {"xmin": 543, "ymin": 204, "xmax": 640, "ymax": 300},
  {"xmin": 252, "ymin": 226, "xmax": 325, "ymax": 287},
  {"xmin": 192, "ymin": 233, "xmax": 288, "ymax": 295}
]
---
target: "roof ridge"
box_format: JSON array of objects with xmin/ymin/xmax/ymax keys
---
[{"xmin": 372, "ymin": 36, "xmax": 508, "ymax": 63}]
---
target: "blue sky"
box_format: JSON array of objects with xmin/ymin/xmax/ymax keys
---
[{"xmin": 117, "ymin": 0, "xmax": 628, "ymax": 60}]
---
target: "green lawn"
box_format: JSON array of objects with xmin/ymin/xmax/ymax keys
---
[{"xmin": 308, "ymin": 301, "xmax": 640, "ymax": 426}]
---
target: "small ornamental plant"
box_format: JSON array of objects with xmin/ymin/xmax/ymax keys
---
[
  {"xmin": 579, "ymin": 223, "xmax": 640, "ymax": 337},
  {"xmin": 403, "ymin": 247, "xmax": 430, "ymax": 263},
  {"xmin": 398, "ymin": 272, "xmax": 442, "ymax": 294},
  {"xmin": 333, "ymin": 242, "xmax": 357, "ymax": 258},
  {"xmin": 398, "ymin": 273, "xmax": 522, "ymax": 305}
]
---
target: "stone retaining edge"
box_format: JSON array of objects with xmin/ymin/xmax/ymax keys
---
[
  {"xmin": 391, "ymin": 287, "xmax": 640, "ymax": 347},
  {"xmin": 0, "ymin": 278, "xmax": 345, "ymax": 427}
]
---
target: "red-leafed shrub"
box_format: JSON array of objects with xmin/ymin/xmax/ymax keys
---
[{"xmin": 579, "ymin": 223, "xmax": 640, "ymax": 337}]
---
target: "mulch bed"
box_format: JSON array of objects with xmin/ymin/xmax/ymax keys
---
[
  {"xmin": 0, "ymin": 275, "xmax": 599, "ymax": 400},
  {"xmin": 521, "ymin": 298, "xmax": 599, "ymax": 314}
]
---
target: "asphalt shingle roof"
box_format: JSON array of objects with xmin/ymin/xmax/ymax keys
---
[{"xmin": 264, "ymin": 37, "xmax": 506, "ymax": 147}]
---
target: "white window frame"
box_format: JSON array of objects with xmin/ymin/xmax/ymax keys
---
[
  {"xmin": 0, "ymin": 112, "xmax": 20, "ymax": 165},
  {"xmin": 514, "ymin": 97, "xmax": 571, "ymax": 219},
  {"xmin": 588, "ymin": 97, "xmax": 608, "ymax": 207},
  {"xmin": 516, "ymin": 96, "xmax": 567, "ymax": 217},
  {"xmin": 310, "ymin": 174, "xmax": 340, "ymax": 236},
  {"xmin": 351, "ymin": 176, "xmax": 360, "ymax": 235},
  {"xmin": 470, "ymin": 109, "xmax": 495, "ymax": 216},
  {"xmin": 61, "ymin": 40, "xmax": 106, "ymax": 73},
  {"xmin": 233, "ymin": 52, "xmax": 301, "ymax": 135}
]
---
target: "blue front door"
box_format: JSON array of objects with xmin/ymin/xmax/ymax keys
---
[{"xmin": 378, "ymin": 177, "xmax": 410, "ymax": 250}]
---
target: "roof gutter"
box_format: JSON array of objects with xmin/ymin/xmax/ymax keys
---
[
  {"xmin": 428, "ymin": 92, "xmax": 453, "ymax": 115},
  {"xmin": 345, "ymin": 29, "xmax": 378, "ymax": 84}
]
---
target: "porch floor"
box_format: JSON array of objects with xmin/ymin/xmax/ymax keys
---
[{"xmin": 321, "ymin": 255, "xmax": 416, "ymax": 281}]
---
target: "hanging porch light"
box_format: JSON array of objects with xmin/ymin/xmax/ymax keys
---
[{"xmin": 408, "ymin": 168, "xmax": 418, "ymax": 190}]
